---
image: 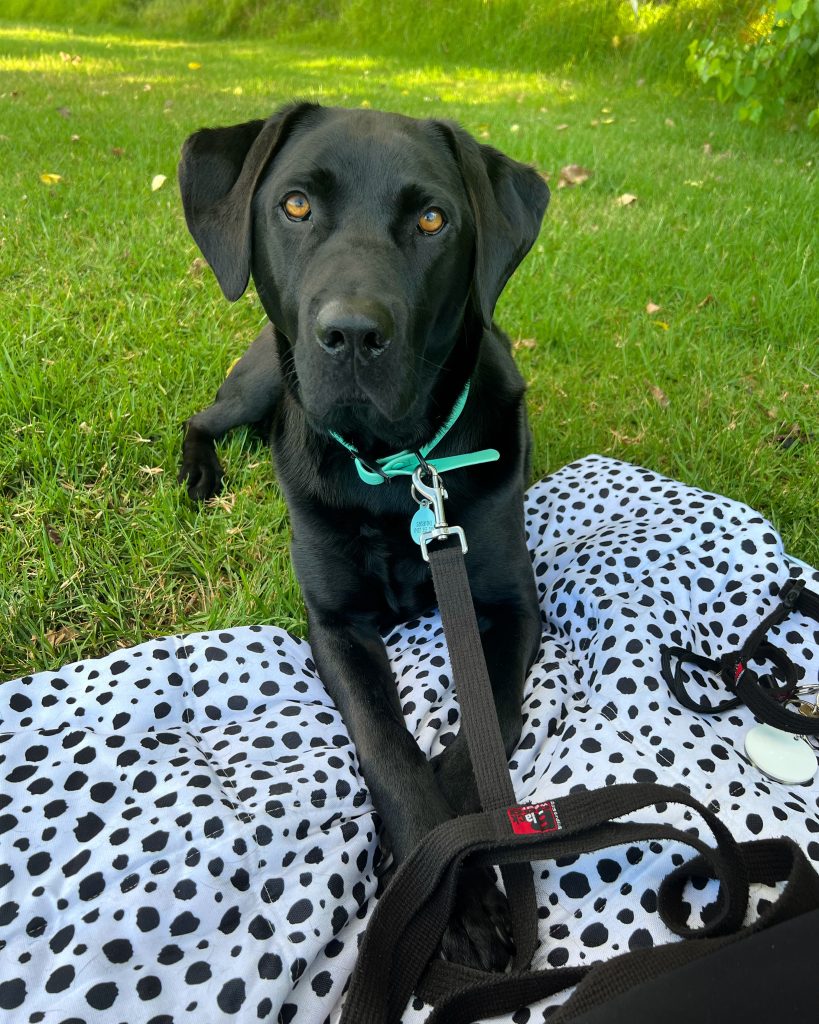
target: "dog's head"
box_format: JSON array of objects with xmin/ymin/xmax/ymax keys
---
[{"xmin": 179, "ymin": 103, "xmax": 549, "ymax": 436}]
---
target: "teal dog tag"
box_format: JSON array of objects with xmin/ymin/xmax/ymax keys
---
[{"xmin": 410, "ymin": 505, "xmax": 435, "ymax": 545}]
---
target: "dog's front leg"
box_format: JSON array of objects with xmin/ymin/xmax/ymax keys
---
[
  {"xmin": 307, "ymin": 611, "xmax": 452, "ymax": 864},
  {"xmin": 179, "ymin": 323, "xmax": 281, "ymax": 500},
  {"xmin": 308, "ymin": 609, "xmax": 517, "ymax": 970}
]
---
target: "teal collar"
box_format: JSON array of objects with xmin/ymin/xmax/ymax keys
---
[{"xmin": 328, "ymin": 381, "xmax": 499, "ymax": 485}]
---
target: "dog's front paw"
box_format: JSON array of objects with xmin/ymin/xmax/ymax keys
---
[
  {"xmin": 438, "ymin": 864, "xmax": 514, "ymax": 972},
  {"xmin": 178, "ymin": 427, "xmax": 224, "ymax": 501}
]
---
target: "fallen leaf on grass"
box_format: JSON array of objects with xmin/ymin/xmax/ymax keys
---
[
  {"xmin": 70, "ymin": 133, "xmax": 80, "ymax": 142},
  {"xmin": 56, "ymin": 106, "xmax": 71, "ymax": 118},
  {"xmin": 45, "ymin": 522, "xmax": 63, "ymax": 546},
  {"xmin": 646, "ymin": 301, "xmax": 662, "ymax": 314},
  {"xmin": 40, "ymin": 173, "xmax": 62, "ymax": 185},
  {"xmin": 111, "ymin": 146, "xmax": 125, "ymax": 158},
  {"xmin": 653, "ymin": 320, "xmax": 670, "ymax": 330},
  {"xmin": 59, "ymin": 52, "xmax": 82, "ymax": 64},
  {"xmin": 647, "ymin": 382, "xmax": 670, "ymax": 408},
  {"xmin": 555, "ymin": 123, "xmax": 569, "ymax": 131},
  {"xmin": 558, "ymin": 164, "xmax": 592, "ymax": 188},
  {"xmin": 703, "ymin": 142, "xmax": 713, "ymax": 156},
  {"xmin": 684, "ymin": 179, "xmax": 704, "ymax": 188},
  {"xmin": 45, "ymin": 626, "xmax": 77, "ymax": 646},
  {"xmin": 697, "ymin": 294, "xmax": 715, "ymax": 309},
  {"xmin": 513, "ymin": 337, "xmax": 537, "ymax": 350},
  {"xmin": 615, "ymin": 193, "xmax": 637, "ymax": 206},
  {"xmin": 151, "ymin": 174, "xmax": 167, "ymax": 191},
  {"xmin": 773, "ymin": 424, "xmax": 816, "ymax": 449},
  {"xmin": 665, "ymin": 117, "xmax": 675, "ymax": 127},
  {"xmin": 139, "ymin": 465, "xmax": 164, "ymax": 476},
  {"xmin": 189, "ymin": 257, "xmax": 206, "ymax": 278},
  {"xmin": 187, "ymin": 61, "xmax": 202, "ymax": 70}
]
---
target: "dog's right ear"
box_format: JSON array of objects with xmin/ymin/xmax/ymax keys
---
[
  {"xmin": 178, "ymin": 102, "xmax": 316, "ymax": 301},
  {"xmin": 432, "ymin": 121, "xmax": 549, "ymax": 330}
]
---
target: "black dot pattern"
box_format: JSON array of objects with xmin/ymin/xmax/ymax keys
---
[{"xmin": 0, "ymin": 456, "xmax": 817, "ymax": 1022}]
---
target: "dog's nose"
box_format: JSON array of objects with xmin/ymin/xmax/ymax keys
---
[{"xmin": 315, "ymin": 300, "xmax": 392, "ymax": 360}]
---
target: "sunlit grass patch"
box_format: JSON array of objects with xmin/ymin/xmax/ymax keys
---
[{"xmin": 0, "ymin": 20, "xmax": 816, "ymax": 679}]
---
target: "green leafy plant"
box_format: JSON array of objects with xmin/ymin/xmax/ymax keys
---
[{"xmin": 687, "ymin": 0, "xmax": 819, "ymax": 126}]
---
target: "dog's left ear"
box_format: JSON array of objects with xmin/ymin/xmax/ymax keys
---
[
  {"xmin": 434, "ymin": 122, "xmax": 550, "ymax": 328},
  {"xmin": 178, "ymin": 102, "xmax": 318, "ymax": 301}
]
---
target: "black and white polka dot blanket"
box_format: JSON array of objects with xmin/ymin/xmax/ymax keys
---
[{"xmin": 2, "ymin": 455, "xmax": 818, "ymax": 1024}]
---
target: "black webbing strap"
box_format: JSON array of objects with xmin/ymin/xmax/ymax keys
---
[
  {"xmin": 425, "ymin": 538, "xmax": 539, "ymax": 970},
  {"xmin": 341, "ymin": 782, "xmax": 819, "ymax": 1023},
  {"xmin": 339, "ymin": 543, "xmax": 819, "ymax": 1024},
  {"xmin": 661, "ymin": 576, "xmax": 819, "ymax": 735}
]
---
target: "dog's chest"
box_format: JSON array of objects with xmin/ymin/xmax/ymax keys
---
[{"xmin": 357, "ymin": 521, "xmax": 433, "ymax": 621}]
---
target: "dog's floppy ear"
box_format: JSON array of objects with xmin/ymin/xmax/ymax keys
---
[
  {"xmin": 435, "ymin": 122, "xmax": 550, "ymax": 328},
  {"xmin": 178, "ymin": 102, "xmax": 317, "ymax": 301}
]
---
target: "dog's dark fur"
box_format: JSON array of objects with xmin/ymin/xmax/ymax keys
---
[{"xmin": 177, "ymin": 103, "xmax": 549, "ymax": 968}]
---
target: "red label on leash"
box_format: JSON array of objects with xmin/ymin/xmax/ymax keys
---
[{"xmin": 507, "ymin": 800, "xmax": 561, "ymax": 835}]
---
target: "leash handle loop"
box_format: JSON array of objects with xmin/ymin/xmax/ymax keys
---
[{"xmin": 342, "ymin": 780, "xmax": 802, "ymax": 1024}]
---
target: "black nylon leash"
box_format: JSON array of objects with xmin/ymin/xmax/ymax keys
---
[
  {"xmin": 339, "ymin": 489, "xmax": 819, "ymax": 1023},
  {"xmin": 342, "ymin": 771, "xmax": 819, "ymax": 1023},
  {"xmin": 424, "ymin": 538, "xmax": 539, "ymax": 970}
]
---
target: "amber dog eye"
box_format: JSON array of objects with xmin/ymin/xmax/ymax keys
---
[
  {"xmin": 283, "ymin": 192, "xmax": 311, "ymax": 221},
  {"xmin": 418, "ymin": 208, "xmax": 445, "ymax": 235}
]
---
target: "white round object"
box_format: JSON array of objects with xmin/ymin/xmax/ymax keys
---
[{"xmin": 744, "ymin": 724, "xmax": 817, "ymax": 785}]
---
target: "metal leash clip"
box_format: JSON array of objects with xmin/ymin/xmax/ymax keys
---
[
  {"xmin": 411, "ymin": 465, "xmax": 468, "ymax": 562},
  {"xmin": 795, "ymin": 688, "xmax": 819, "ymax": 721}
]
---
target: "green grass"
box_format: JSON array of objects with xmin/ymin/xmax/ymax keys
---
[{"xmin": 1, "ymin": 20, "xmax": 817, "ymax": 680}]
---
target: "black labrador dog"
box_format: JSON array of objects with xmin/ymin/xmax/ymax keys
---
[{"xmin": 178, "ymin": 103, "xmax": 549, "ymax": 969}]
